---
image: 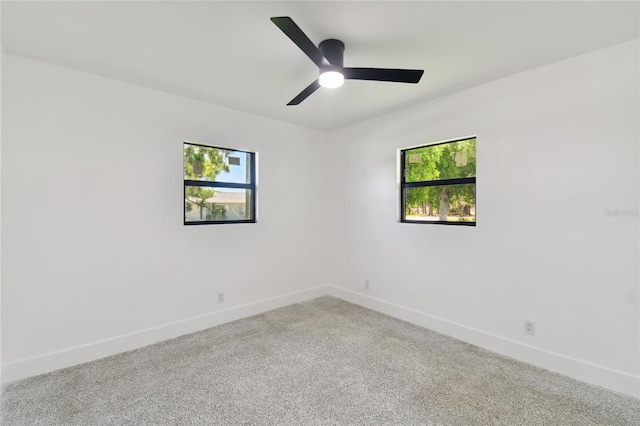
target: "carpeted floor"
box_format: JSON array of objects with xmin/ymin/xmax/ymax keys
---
[{"xmin": 2, "ymin": 296, "xmax": 639, "ymax": 425}]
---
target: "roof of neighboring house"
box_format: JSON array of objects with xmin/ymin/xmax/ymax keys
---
[
  {"xmin": 205, "ymin": 192, "xmax": 246, "ymax": 204},
  {"xmin": 186, "ymin": 192, "xmax": 246, "ymax": 205}
]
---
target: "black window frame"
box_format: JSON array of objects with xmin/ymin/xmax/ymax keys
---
[
  {"xmin": 183, "ymin": 141, "xmax": 256, "ymax": 225},
  {"xmin": 400, "ymin": 137, "xmax": 476, "ymax": 226}
]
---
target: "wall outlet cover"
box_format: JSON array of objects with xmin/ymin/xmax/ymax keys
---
[{"xmin": 524, "ymin": 320, "xmax": 535, "ymax": 335}]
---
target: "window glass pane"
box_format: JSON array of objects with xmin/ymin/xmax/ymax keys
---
[
  {"xmin": 184, "ymin": 143, "xmax": 252, "ymax": 184},
  {"xmin": 405, "ymin": 138, "xmax": 476, "ymax": 182},
  {"xmin": 405, "ymin": 184, "xmax": 475, "ymax": 223},
  {"xmin": 185, "ymin": 187, "xmax": 252, "ymax": 222}
]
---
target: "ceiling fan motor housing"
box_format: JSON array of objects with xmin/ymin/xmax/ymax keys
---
[{"xmin": 319, "ymin": 39, "xmax": 345, "ymax": 71}]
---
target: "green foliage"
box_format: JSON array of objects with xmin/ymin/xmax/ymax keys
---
[
  {"xmin": 184, "ymin": 144, "xmax": 231, "ymax": 219},
  {"xmin": 404, "ymin": 139, "xmax": 476, "ymax": 220},
  {"xmin": 184, "ymin": 144, "xmax": 230, "ymax": 180}
]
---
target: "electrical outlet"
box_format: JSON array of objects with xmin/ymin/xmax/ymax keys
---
[
  {"xmin": 218, "ymin": 292, "xmax": 225, "ymax": 303},
  {"xmin": 365, "ymin": 280, "xmax": 370, "ymax": 290},
  {"xmin": 524, "ymin": 320, "xmax": 535, "ymax": 336}
]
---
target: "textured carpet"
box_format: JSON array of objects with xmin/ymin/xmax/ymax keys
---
[{"xmin": 2, "ymin": 296, "xmax": 639, "ymax": 425}]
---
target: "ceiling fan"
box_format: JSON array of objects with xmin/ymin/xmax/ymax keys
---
[{"xmin": 271, "ymin": 17, "xmax": 424, "ymax": 105}]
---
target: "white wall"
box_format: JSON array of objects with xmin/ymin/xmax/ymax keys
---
[
  {"xmin": 1, "ymin": 55, "xmax": 331, "ymax": 381},
  {"xmin": 328, "ymin": 40, "xmax": 639, "ymax": 397}
]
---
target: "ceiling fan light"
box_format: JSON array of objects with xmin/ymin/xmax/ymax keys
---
[{"xmin": 319, "ymin": 71, "xmax": 344, "ymax": 88}]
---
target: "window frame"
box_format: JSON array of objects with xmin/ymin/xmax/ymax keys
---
[
  {"xmin": 400, "ymin": 136, "xmax": 476, "ymax": 226},
  {"xmin": 183, "ymin": 141, "xmax": 256, "ymax": 225}
]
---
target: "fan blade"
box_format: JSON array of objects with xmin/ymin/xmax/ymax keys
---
[
  {"xmin": 343, "ymin": 68, "xmax": 424, "ymax": 83},
  {"xmin": 271, "ymin": 17, "xmax": 327, "ymax": 68},
  {"xmin": 287, "ymin": 80, "xmax": 321, "ymax": 105}
]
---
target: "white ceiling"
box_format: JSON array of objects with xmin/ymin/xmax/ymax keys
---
[{"xmin": 2, "ymin": 1, "xmax": 638, "ymax": 131}]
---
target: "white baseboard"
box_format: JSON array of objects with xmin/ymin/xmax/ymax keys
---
[
  {"xmin": 4, "ymin": 284, "xmax": 638, "ymax": 400},
  {"xmin": 327, "ymin": 285, "xmax": 640, "ymax": 399},
  {"xmin": 2, "ymin": 285, "xmax": 329, "ymax": 385}
]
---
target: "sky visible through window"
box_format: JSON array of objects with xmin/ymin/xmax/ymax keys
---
[{"xmin": 215, "ymin": 150, "xmax": 250, "ymax": 192}]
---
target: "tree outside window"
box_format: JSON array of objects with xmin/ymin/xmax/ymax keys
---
[{"xmin": 401, "ymin": 137, "xmax": 476, "ymax": 225}]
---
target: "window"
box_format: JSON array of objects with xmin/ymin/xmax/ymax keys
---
[
  {"xmin": 400, "ymin": 137, "xmax": 476, "ymax": 225},
  {"xmin": 184, "ymin": 142, "xmax": 256, "ymax": 224}
]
